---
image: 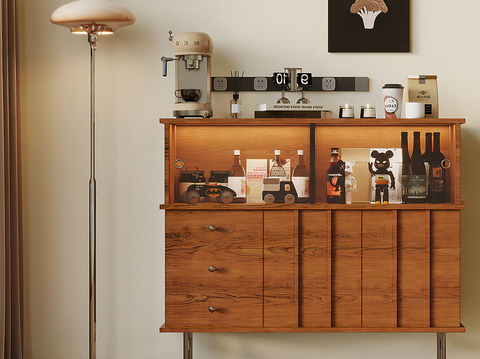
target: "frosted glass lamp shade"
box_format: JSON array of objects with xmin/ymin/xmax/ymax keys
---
[{"xmin": 51, "ymin": 0, "xmax": 135, "ymax": 34}]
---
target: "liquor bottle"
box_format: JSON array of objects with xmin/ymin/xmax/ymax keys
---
[
  {"xmin": 227, "ymin": 150, "xmax": 246, "ymax": 203},
  {"xmin": 269, "ymin": 150, "xmax": 287, "ymax": 180},
  {"xmin": 400, "ymin": 132, "xmax": 412, "ymax": 203},
  {"xmin": 427, "ymin": 132, "xmax": 446, "ymax": 203},
  {"xmin": 406, "ymin": 131, "xmax": 427, "ymax": 203},
  {"xmin": 292, "ymin": 150, "xmax": 309, "ymax": 203},
  {"xmin": 423, "ymin": 132, "xmax": 433, "ymax": 202},
  {"xmin": 326, "ymin": 148, "xmax": 345, "ymax": 204}
]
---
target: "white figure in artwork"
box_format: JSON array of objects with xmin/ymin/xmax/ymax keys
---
[
  {"xmin": 350, "ymin": 0, "xmax": 388, "ymax": 29},
  {"xmin": 344, "ymin": 160, "xmax": 357, "ymax": 205}
]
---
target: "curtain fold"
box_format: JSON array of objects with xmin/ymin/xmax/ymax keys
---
[{"xmin": 1, "ymin": 0, "xmax": 24, "ymax": 357}]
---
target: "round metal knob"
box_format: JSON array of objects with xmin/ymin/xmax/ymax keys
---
[
  {"xmin": 208, "ymin": 306, "xmax": 217, "ymax": 313},
  {"xmin": 208, "ymin": 225, "xmax": 216, "ymax": 232},
  {"xmin": 208, "ymin": 265, "xmax": 217, "ymax": 272}
]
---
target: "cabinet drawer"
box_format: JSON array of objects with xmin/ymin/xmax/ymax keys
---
[
  {"xmin": 165, "ymin": 211, "xmax": 263, "ymax": 248},
  {"xmin": 166, "ymin": 247, "xmax": 263, "ymax": 287},
  {"xmin": 165, "ymin": 288, "xmax": 263, "ymax": 328}
]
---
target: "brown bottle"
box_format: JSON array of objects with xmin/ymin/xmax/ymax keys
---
[
  {"xmin": 326, "ymin": 148, "xmax": 345, "ymax": 204},
  {"xmin": 228, "ymin": 150, "xmax": 246, "ymax": 203},
  {"xmin": 292, "ymin": 150, "xmax": 309, "ymax": 203}
]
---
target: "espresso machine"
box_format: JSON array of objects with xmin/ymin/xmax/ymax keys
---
[{"xmin": 162, "ymin": 31, "xmax": 213, "ymax": 118}]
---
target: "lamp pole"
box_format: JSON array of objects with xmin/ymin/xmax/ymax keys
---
[{"xmin": 88, "ymin": 31, "xmax": 98, "ymax": 359}]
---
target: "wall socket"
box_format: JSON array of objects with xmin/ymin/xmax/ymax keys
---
[
  {"xmin": 322, "ymin": 77, "xmax": 336, "ymax": 91},
  {"xmin": 254, "ymin": 77, "xmax": 268, "ymax": 91},
  {"xmin": 213, "ymin": 77, "xmax": 227, "ymax": 91}
]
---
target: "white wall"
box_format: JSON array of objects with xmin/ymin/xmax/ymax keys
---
[{"xmin": 19, "ymin": 0, "xmax": 480, "ymax": 358}]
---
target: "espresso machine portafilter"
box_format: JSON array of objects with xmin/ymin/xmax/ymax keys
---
[{"xmin": 162, "ymin": 31, "xmax": 213, "ymax": 118}]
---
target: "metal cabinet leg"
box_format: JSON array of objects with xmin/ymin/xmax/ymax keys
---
[
  {"xmin": 184, "ymin": 333, "xmax": 193, "ymax": 359},
  {"xmin": 437, "ymin": 333, "xmax": 446, "ymax": 359}
]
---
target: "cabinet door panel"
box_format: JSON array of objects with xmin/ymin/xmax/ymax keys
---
[
  {"xmin": 264, "ymin": 211, "xmax": 298, "ymax": 328},
  {"xmin": 298, "ymin": 210, "xmax": 331, "ymax": 327},
  {"xmin": 331, "ymin": 211, "xmax": 362, "ymax": 327}
]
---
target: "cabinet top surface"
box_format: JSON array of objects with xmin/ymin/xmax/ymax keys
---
[{"xmin": 160, "ymin": 118, "xmax": 465, "ymax": 126}]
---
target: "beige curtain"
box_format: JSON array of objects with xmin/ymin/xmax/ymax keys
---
[{"xmin": 1, "ymin": 0, "xmax": 24, "ymax": 357}]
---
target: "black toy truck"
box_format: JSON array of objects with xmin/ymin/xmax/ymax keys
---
[{"xmin": 262, "ymin": 178, "xmax": 298, "ymax": 204}]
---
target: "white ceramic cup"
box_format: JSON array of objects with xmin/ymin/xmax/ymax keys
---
[{"xmin": 405, "ymin": 102, "xmax": 425, "ymax": 118}]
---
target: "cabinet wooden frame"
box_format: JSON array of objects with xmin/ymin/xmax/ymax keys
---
[{"xmin": 160, "ymin": 118, "xmax": 465, "ymax": 334}]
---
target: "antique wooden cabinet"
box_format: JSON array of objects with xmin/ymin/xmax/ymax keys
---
[{"xmin": 160, "ymin": 118, "xmax": 464, "ymax": 339}]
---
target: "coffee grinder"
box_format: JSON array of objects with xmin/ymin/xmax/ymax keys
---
[{"xmin": 162, "ymin": 31, "xmax": 213, "ymax": 118}]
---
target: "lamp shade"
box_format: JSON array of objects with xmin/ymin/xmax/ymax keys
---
[{"xmin": 51, "ymin": 0, "xmax": 135, "ymax": 34}]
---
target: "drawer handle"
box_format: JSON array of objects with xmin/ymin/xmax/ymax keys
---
[
  {"xmin": 208, "ymin": 306, "xmax": 217, "ymax": 313},
  {"xmin": 208, "ymin": 225, "xmax": 217, "ymax": 232},
  {"xmin": 208, "ymin": 265, "xmax": 217, "ymax": 272}
]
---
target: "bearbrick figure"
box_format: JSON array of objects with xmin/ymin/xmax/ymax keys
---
[{"xmin": 369, "ymin": 150, "xmax": 395, "ymax": 204}]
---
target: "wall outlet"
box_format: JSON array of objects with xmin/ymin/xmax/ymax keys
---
[
  {"xmin": 322, "ymin": 77, "xmax": 336, "ymax": 91},
  {"xmin": 214, "ymin": 77, "xmax": 227, "ymax": 91},
  {"xmin": 254, "ymin": 77, "xmax": 268, "ymax": 91}
]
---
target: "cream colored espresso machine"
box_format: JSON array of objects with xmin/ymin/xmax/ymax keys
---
[{"xmin": 162, "ymin": 31, "xmax": 213, "ymax": 118}]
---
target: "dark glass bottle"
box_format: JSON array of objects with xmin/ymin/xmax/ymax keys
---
[
  {"xmin": 406, "ymin": 131, "xmax": 427, "ymax": 203},
  {"xmin": 400, "ymin": 132, "xmax": 412, "ymax": 203},
  {"xmin": 292, "ymin": 150, "xmax": 309, "ymax": 203},
  {"xmin": 427, "ymin": 132, "xmax": 446, "ymax": 203},
  {"xmin": 423, "ymin": 132, "xmax": 433, "ymax": 202},
  {"xmin": 326, "ymin": 148, "xmax": 345, "ymax": 204}
]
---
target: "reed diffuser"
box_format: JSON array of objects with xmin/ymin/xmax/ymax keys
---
[{"xmin": 230, "ymin": 71, "xmax": 244, "ymax": 118}]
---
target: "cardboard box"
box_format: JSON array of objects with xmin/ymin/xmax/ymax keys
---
[
  {"xmin": 246, "ymin": 159, "xmax": 268, "ymax": 203},
  {"xmin": 406, "ymin": 75, "xmax": 438, "ymax": 118}
]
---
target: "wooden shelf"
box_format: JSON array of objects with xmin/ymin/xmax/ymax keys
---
[{"xmin": 160, "ymin": 203, "xmax": 465, "ymax": 210}]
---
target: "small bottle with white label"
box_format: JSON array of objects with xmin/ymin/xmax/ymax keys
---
[
  {"xmin": 269, "ymin": 150, "xmax": 287, "ymax": 180},
  {"xmin": 230, "ymin": 95, "xmax": 242, "ymax": 119},
  {"xmin": 292, "ymin": 150, "xmax": 309, "ymax": 203},
  {"xmin": 227, "ymin": 150, "xmax": 246, "ymax": 202}
]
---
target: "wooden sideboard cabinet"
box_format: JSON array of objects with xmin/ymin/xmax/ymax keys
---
[{"xmin": 160, "ymin": 118, "xmax": 465, "ymax": 343}]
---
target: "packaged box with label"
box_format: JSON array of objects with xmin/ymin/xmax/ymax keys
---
[
  {"xmin": 246, "ymin": 159, "xmax": 268, "ymax": 203},
  {"xmin": 406, "ymin": 75, "xmax": 438, "ymax": 118}
]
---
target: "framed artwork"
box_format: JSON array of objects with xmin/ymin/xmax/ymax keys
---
[{"xmin": 328, "ymin": 0, "xmax": 410, "ymax": 52}]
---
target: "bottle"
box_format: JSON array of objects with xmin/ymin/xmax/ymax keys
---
[
  {"xmin": 427, "ymin": 132, "xmax": 446, "ymax": 203},
  {"xmin": 406, "ymin": 131, "xmax": 427, "ymax": 203},
  {"xmin": 400, "ymin": 132, "xmax": 412, "ymax": 203},
  {"xmin": 229, "ymin": 94, "xmax": 242, "ymax": 119},
  {"xmin": 423, "ymin": 132, "xmax": 433, "ymax": 202},
  {"xmin": 269, "ymin": 150, "xmax": 287, "ymax": 180},
  {"xmin": 326, "ymin": 148, "xmax": 345, "ymax": 204},
  {"xmin": 227, "ymin": 150, "xmax": 246, "ymax": 203},
  {"xmin": 292, "ymin": 150, "xmax": 309, "ymax": 203}
]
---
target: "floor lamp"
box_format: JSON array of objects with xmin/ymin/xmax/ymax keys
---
[{"xmin": 50, "ymin": 1, "xmax": 135, "ymax": 358}]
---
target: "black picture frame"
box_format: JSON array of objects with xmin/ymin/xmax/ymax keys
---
[{"xmin": 328, "ymin": 0, "xmax": 410, "ymax": 52}]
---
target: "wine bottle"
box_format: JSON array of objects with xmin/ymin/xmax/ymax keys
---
[
  {"xmin": 427, "ymin": 132, "xmax": 446, "ymax": 203},
  {"xmin": 406, "ymin": 131, "xmax": 427, "ymax": 203},
  {"xmin": 227, "ymin": 150, "xmax": 246, "ymax": 203},
  {"xmin": 423, "ymin": 132, "xmax": 433, "ymax": 202},
  {"xmin": 292, "ymin": 150, "xmax": 309, "ymax": 203},
  {"xmin": 326, "ymin": 148, "xmax": 345, "ymax": 204},
  {"xmin": 269, "ymin": 150, "xmax": 287, "ymax": 180},
  {"xmin": 400, "ymin": 132, "xmax": 412, "ymax": 203}
]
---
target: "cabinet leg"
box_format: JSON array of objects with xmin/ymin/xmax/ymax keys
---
[
  {"xmin": 183, "ymin": 333, "xmax": 193, "ymax": 359},
  {"xmin": 437, "ymin": 333, "xmax": 446, "ymax": 359}
]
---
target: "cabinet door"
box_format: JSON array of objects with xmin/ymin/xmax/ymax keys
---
[{"xmin": 165, "ymin": 211, "xmax": 263, "ymax": 329}]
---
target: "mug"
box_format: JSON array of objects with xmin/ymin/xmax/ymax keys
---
[{"xmin": 175, "ymin": 89, "xmax": 201, "ymax": 102}]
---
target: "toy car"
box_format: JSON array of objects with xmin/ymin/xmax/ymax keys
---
[
  {"xmin": 182, "ymin": 183, "xmax": 237, "ymax": 204},
  {"xmin": 262, "ymin": 178, "xmax": 298, "ymax": 204}
]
